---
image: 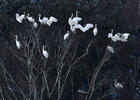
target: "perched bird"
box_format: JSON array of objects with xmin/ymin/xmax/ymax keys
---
[
  {"xmin": 107, "ymin": 45, "xmax": 114, "ymax": 53},
  {"xmin": 64, "ymin": 31, "xmax": 70, "ymax": 40},
  {"xmin": 108, "ymin": 30, "xmax": 120, "ymax": 42},
  {"xmin": 77, "ymin": 90, "xmax": 88, "ymax": 94},
  {"xmin": 15, "ymin": 35, "xmax": 21, "ymax": 49},
  {"xmin": 93, "ymin": 24, "xmax": 98, "ymax": 36},
  {"xmin": 47, "ymin": 16, "xmax": 58, "ymax": 26},
  {"xmin": 68, "ymin": 12, "xmax": 82, "ymax": 32},
  {"xmin": 38, "ymin": 14, "xmax": 48, "ymax": 25},
  {"xmin": 114, "ymin": 79, "xmax": 123, "ymax": 89},
  {"xmin": 27, "ymin": 14, "xmax": 35, "ymax": 23},
  {"xmin": 82, "ymin": 24, "xmax": 94, "ymax": 32},
  {"xmin": 16, "ymin": 13, "xmax": 26, "ymax": 23},
  {"xmin": 33, "ymin": 22, "xmax": 38, "ymax": 28},
  {"xmin": 42, "ymin": 45, "xmax": 49, "ymax": 58}
]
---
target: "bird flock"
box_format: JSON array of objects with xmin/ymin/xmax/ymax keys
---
[{"xmin": 15, "ymin": 11, "xmax": 130, "ymax": 58}]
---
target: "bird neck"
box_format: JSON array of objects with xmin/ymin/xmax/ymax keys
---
[
  {"xmin": 16, "ymin": 36, "xmax": 18, "ymax": 41},
  {"xmin": 39, "ymin": 15, "xmax": 41, "ymax": 21},
  {"xmin": 95, "ymin": 25, "xmax": 97, "ymax": 28},
  {"xmin": 76, "ymin": 11, "xmax": 79, "ymax": 17},
  {"xmin": 27, "ymin": 14, "xmax": 29, "ymax": 17},
  {"xmin": 43, "ymin": 46, "xmax": 45, "ymax": 51},
  {"xmin": 114, "ymin": 80, "xmax": 117, "ymax": 84},
  {"xmin": 16, "ymin": 14, "xmax": 19, "ymax": 18},
  {"xmin": 70, "ymin": 14, "xmax": 73, "ymax": 19}
]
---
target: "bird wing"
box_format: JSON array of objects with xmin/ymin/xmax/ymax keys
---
[
  {"xmin": 27, "ymin": 17, "xmax": 35, "ymax": 22},
  {"xmin": 83, "ymin": 24, "xmax": 94, "ymax": 32},
  {"xmin": 72, "ymin": 17, "xmax": 82, "ymax": 23},
  {"xmin": 74, "ymin": 24, "xmax": 84, "ymax": 32},
  {"xmin": 49, "ymin": 17, "xmax": 58, "ymax": 23},
  {"xmin": 43, "ymin": 17, "xmax": 48, "ymax": 21},
  {"xmin": 20, "ymin": 15, "xmax": 25, "ymax": 19},
  {"xmin": 16, "ymin": 18, "xmax": 22, "ymax": 23},
  {"xmin": 123, "ymin": 33, "xmax": 130, "ymax": 39}
]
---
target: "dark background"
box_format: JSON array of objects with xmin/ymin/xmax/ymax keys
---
[{"xmin": 0, "ymin": 0, "xmax": 140, "ymax": 100}]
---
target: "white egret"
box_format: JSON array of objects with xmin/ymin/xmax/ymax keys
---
[
  {"xmin": 42, "ymin": 45, "xmax": 49, "ymax": 58},
  {"xmin": 15, "ymin": 35, "xmax": 21, "ymax": 49},
  {"xmin": 64, "ymin": 31, "xmax": 70, "ymax": 40},
  {"xmin": 27, "ymin": 14, "xmax": 35, "ymax": 23},
  {"xmin": 33, "ymin": 22, "xmax": 38, "ymax": 28},
  {"xmin": 107, "ymin": 45, "xmax": 114, "ymax": 53},
  {"xmin": 93, "ymin": 24, "xmax": 98, "ymax": 36},
  {"xmin": 47, "ymin": 16, "xmax": 58, "ymax": 26},
  {"xmin": 108, "ymin": 30, "xmax": 120, "ymax": 42},
  {"xmin": 68, "ymin": 12, "xmax": 82, "ymax": 27},
  {"xmin": 114, "ymin": 80, "xmax": 123, "ymax": 89},
  {"xmin": 16, "ymin": 13, "xmax": 26, "ymax": 23},
  {"xmin": 68, "ymin": 12, "xmax": 83, "ymax": 32},
  {"xmin": 38, "ymin": 14, "xmax": 48, "ymax": 25},
  {"xmin": 77, "ymin": 90, "xmax": 88, "ymax": 94}
]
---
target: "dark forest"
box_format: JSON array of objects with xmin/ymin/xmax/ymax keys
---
[{"xmin": 0, "ymin": 0, "xmax": 140, "ymax": 100}]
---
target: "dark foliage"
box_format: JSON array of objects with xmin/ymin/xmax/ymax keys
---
[{"xmin": 0, "ymin": 0, "xmax": 140, "ymax": 100}]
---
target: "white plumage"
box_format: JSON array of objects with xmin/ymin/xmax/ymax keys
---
[
  {"xmin": 64, "ymin": 31, "xmax": 70, "ymax": 40},
  {"xmin": 33, "ymin": 22, "xmax": 38, "ymax": 28},
  {"xmin": 93, "ymin": 24, "xmax": 98, "ymax": 36},
  {"xmin": 73, "ymin": 24, "xmax": 83, "ymax": 31},
  {"xmin": 16, "ymin": 13, "xmax": 26, "ymax": 23},
  {"xmin": 108, "ymin": 29, "xmax": 130, "ymax": 42},
  {"xmin": 68, "ymin": 12, "xmax": 82, "ymax": 32},
  {"xmin": 113, "ymin": 34, "xmax": 121, "ymax": 42},
  {"xmin": 107, "ymin": 45, "xmax": 114, "ymax": 53},
  {"xmin": 15, "ymin": 35, "xmax": 21, "ymax": 49},
  {"xmin": 82, "ymin": 24, "xmax": 94, "ymax": 32},
  {"xmin": 123, "ymin": 33, "xmax": 130, "ymax": 39},
  {"xmin": 47, "ymin": 16, "xmax": 58, "ymax": 26},
  {"xmin": 108, "ymin": 29, "xmax": 114, "ymax": 38},
  {"xmin": 38, "ymin": 14, "xmax": 48, "ymax": 25},
  {"xmin": 119, "ymin": 33, "xmax": 130, "ymax": 42},
  {"xmin": 69, "ymin": 11, "xmax": 82, "ymax": 25},
  {"xmin": 114, "ymin": 80, "xmax": 123, "ymax": 89},
  {"xmin": 72, "ymin": 23, "xmax": 93, "ymax": 32},
  {"xmin": 108, "ymin": 30, "xmax": 120, "ymax": 42},
  {"xmin": 68, "ymin": 11, "xmax": 93, "ymax": 33},
  {"xmin": 77, "ymin": 90, "xmax": 88, "ymax": 94},
  {"xmin": 42, "ymin": 45, "xmax": 49, "ymax": 58},
  {"xmin": 27, "ymin": 14, "xmax": 35, "ymax": 23}
]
